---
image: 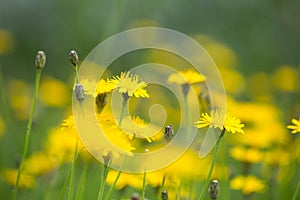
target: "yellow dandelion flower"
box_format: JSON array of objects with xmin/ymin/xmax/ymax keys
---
[
  {"xmin": 23, "ymin": 152, "xmax": 58, "ymax": 175},
  {"xmin": 194, "ymin": 110, "xmax": 244, "ymax": 134},
  {"xmin": 287, "ymin": 118, "xmax": 300, "ymax": 134},
  {"xmin": 39, "ymin": 76, "xmax": 70, "ymax": 107},
  {"xmin": 80, "ymin": 79, "xmax": 117, "ymax": 97},
  {"xmin": 120, "ymin": 115, "xmax": 162, "ymax": 143},
  {"xmin": 167, "ymin": 69, "xmax": 206, "ymax": 85},
  {"xmin": 230, "ymin": 175, "xmax": 265, "ymax": 195},
  {"xmin": 96, "ymin": 109, "xmax": 135, "ymax": 156},
  {"xmin": 230, "ymin": 146, "xmax": 263, "ymax": 163},
  {"xmin": 2, "ymin": 168, "xmax": 35, "ymax": 188},
  {"xmin": 112, "ymin": 71, "xmax": 149, "ymax": 98}
]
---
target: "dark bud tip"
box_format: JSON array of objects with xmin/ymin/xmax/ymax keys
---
[
  {"xmin": 161, "ymin": 190, "xmax": 168, "ymax": 200},
  {"xmin": 69, "ymin": 50, "xmax": 79, "ymax": 66},
  {"xmin": 209, "ymin": 179, "xmax": 220, "ymax": 200},
  {"xmin": 35, "ymin": 51, "xmax": 46, "ymax": 69}
]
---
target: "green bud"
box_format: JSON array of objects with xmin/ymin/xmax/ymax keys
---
[{"xmin": 35, "ymin": 51, "xmax": 46, "ymax": 69}]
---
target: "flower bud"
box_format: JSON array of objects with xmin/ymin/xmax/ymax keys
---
[
  {"xmin": 35, "ymin": 51, "xmax": 46, "ymax": 69},
  {"xmin": 131, "ymin": 192, "xmax": 141, "ymax": 200},
  {"xmin": 164, "ymin": 125, "xmax": 174, "ymax": 142},
  {"xmin": 161, "ymin": 190, "xmax": 168, "ymax": 200},
  {"xmin": 75, "ymin": 83, "xmax": 85, "ymax": 102},
  {"xmin": 209, "ymin": 180, "xmax": 220, "ymax": 200},
  {"xmin": 69, "ymin": 50, "xmax": 79, "ymax": 66}
]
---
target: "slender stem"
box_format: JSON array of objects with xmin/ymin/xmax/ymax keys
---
[
  {"xmin": 156, "ymin": 175, "xmax": 166, "ymax": 200},
  {"xmin": 198, "ymin": 132, "xmax": 223, "ymax": 200},
  {"xmin": 13, "ymin": 69, "xmax": 42, "ymax": 199},
  {"xmin": 76, "ymin": 160, "xmax": 88, "ymax": 200},
  {"xmin": 142, "ymin": 171, "xmax": 147, "ymax": 200},
  {"xmin": 104, "ymin": 170, "xmax": 122, "ymax": 200},
  {"xmin": 97, "ymin": 160, "xmax": 111, "ymax": 200},
  {"xmin": 59, "ymin": 170, "xmax": 72, "ymax": 200},
  {"xmin": 292, "ymin": 179, "xmax": 300, "ymax": 200},
  {"xmin": 68, "ymin": 140, "xmax": 79, "ymax": 200}
]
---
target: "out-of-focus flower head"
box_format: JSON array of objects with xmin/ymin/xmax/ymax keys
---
[
  {"xmin": 112, "ymin": 71, "xmax": 149, "ymax": 98},
  {"xmin": 1, "ymin": 168, "xmax": 35, "ymax": 188},
  {"xmin": 40, "ymin": 76, "xmax": 70, "ymax": 107},
  {"xmin": 272, "ymin": 65, "xmax": 299, "ymax": 93},
  {"xmin": 230, "ymin": 175, "xmax": 265, "ymax": 195},
  {"xmin": 230, "ymin": 146, "xmax": 263, "ymax": 164},
  {"xmin": 167, "ymin": 69, "xmax": 206, "ymax": 85},
  {"xmin": 287, "ymin": 118, "xmax": 300, "ymax": 134},
  {"xmin": 194, "ymin": 110, "xmax": 244, "ymax": 134}
]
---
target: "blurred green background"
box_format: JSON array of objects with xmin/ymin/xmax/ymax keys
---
[{"xmin": 0, "ymin": 0, "xmax": 300, "ymax": 199}]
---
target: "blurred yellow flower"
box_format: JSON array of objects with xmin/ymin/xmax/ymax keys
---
[
  {"xmin": 194, "ymin": 110, "xmax": 244, "ymax": 134},
  {"xmin": 81, "ymin": 79, "xmax": 117, "ymax": 97},
  {"xmin": 112, "ymin": 71, "xmax": 149, "ymax": 98},
  {"xmin": 272, "ymin": 65, "xmax": 299, "ymax": 92},
  {"xmin": 2, "ymin": 168, "xmax": 35, "ymax": 188},
  {"xmin": 0, "ymin": 29, "xmax": 14, "ymax": 54},
  {"xmin": 287, "ymin": 118, "xmax": 300, "ymax": 134},
  {"xmin": 230, "ymin": 175, "xmax": 265, "ymax": 195},
  {"xmin": 230, "ymin": 146, "xmax": 263, "ymax": 163},
  {"xmin": 167, "ymin": 69, "xmax": 206, "ymax": 85},
  {"xmin": 40, "ymin": 76, "xmax": 70, "ymax": 107},
  {"xmin": 0, "ymin": 117, "xmax": 4, "ymax": 138},
  {"xmin": 8, "ymin": 80, "xmax": 32, "ymax": 120},
  {"xmin": 120, "ymin": 115, "xmax": 162, "ymax": 143},
  {"xmin": 23, "ymin": 152, "xmax": 57, "ymax": 175}
]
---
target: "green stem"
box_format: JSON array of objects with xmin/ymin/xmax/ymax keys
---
[
  {"xmin": 156, "ymin": 175, "xmax": 166, "ymax": 200},
  {"xmin": 176, "ymin": 181, "xmax": 182, "ymax": 200},
  {"xmin": 59, "ymin": 170, "xmax": 72, "ymax": 200},
  {"xmin": 76, "ymin": 160, "xmax": 88, "ymax": 200},
  {"xmin": 13, "ymin": 69, "xmax": 42, "ymax": 199},
  {"xmin": 198, "ymin": 132, "xmax": 223, "ymax": 200},
  {"xmin": 104, "ymin": 170, "xmax": 122, "ymax": 200},
  {"xmin": 292, "ymin": 179, "xmax": 300, "ymax": 200},
  {"xmin": 142, "ymin": 171, "xmax": 147, "ymax": 200},
  {"xmin": 68, "ymin": 140, "xmax": 79, "ymax": 200},
  {"xmin": 97, "ymin": 161, "xmax": 111, "ymax": 200}
]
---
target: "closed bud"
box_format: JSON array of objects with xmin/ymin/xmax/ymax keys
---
[
  {"xmin": 164, "ymin": 125, "xmax": 174, "ymax": 142},
  {"xmin": 35, "ymin": 51, "xmax": 46, "ymax": 69},
  {"xmin": 209, "ymin": 180, "xmax": 220, "ymax": 200},
  {"xmin": 161, "ymin": 190, "xmax": 168, "ymax": 200},
  {"xmin": 69, "ymin": 50, "xmax": 79, "ymax": 66},
  {"xmin": 131, "ymin": 192, "xmax": 141, "ymax": 200},
  {"xmin": 75, "ymin": 83, "xmax": 85, "ymax": 102}
]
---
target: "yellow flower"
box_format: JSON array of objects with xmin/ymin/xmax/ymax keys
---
[
  {"xmin": 2, "ymin": 168, "xmax": 35, "ymax": 188},
  {"xmin": 80, "ymin": 79, "xmax": 117, "ymax": 97},
  {"xmin": 112, "ymin": 71, "xmax": 149, "ymax": 98},
  {"xmin": 194, "ymin": 110, "xmax": 244, "ymax": 134},
  {"xmin": 167, "ymin": 69, "xmax": 206, "ymax": 85},
  {"xmin": 39, "ymin": 76, "xmax": 70, "ymax": 107},
  {"xmin": 230, "ymin": 175, "xmax": 265, "ymax": 195},
  {"xmin": 23, "ymin": 152, "xmax": 58, "ymax": 175},
  {"xmin": 230, "ymin": 146, "xmax": 263, "ymax": 163},
  {"xmin": 120, "ymin": 115, "xmax": 162, "ymax": 143},
  {"xmin": 272, "ymin": 65, "xmax": 299, "ymax": 92},
  {"xmin": 287, "ymin": 118, "xmax": 300, "ymax": 134},
  {"xmin": 0, "ymin": 29, "xmax": 14, "ymax": 54}
]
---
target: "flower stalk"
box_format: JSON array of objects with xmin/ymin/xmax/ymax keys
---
[
  {"xmin": 14, "ymin": 51, "xmax": 46, "ymax": 199},
  {"xmin": 198, "ymin": 129, "xmax": 224, "ymax": 200}
]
